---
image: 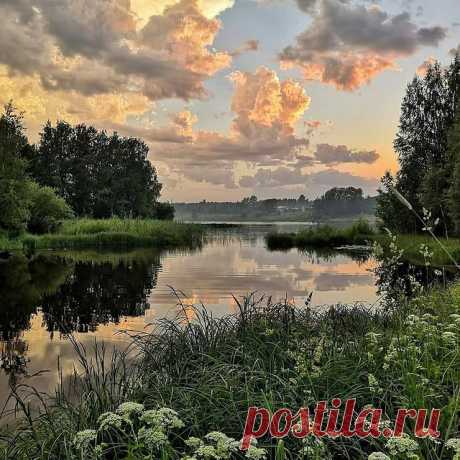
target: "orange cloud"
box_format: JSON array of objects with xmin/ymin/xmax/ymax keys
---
[
  {"xmin": 140, "ymin": 0, "xmax": 232, "ymax": 76},
  {"xmin": 416, "ymin": 56, "xmax": 437, "ymax": 77},
  {"xmin": 282, "ymin": 53, "xmax": 397, "ymax": 92},
  {"xmin": 230, "ymin": 67, "xmax": 311, "ymax": 136},
  {"xmin": 280, "ymin": 0, "xmax": 447, "ymax": 91}
]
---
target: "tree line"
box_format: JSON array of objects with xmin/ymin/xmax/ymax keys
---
[
  {"xmin": 377, "ymin": 53, "xmax": 460, "ymax": 235},
  {"xmin": 0, "ymin": 104, "xmax": 173, "ymax": 235}
]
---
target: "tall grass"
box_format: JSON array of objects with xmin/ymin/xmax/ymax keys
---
[
  {"xmin": 0, "ymin": 219, "xmax": 204, "ymax": 251},
  {"xmin": 2, "ymin": 282, "xmax": 459, "ymax": 459},
  {"xmin": 265, "ymin": 220, "xmax": 375, "ymax": 250}
]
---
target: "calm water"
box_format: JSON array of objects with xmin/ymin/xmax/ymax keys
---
[{"xmin": 0, "ymin": 224, "xmax": 378, "ymax": 416}]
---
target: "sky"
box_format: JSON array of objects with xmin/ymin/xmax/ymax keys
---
[{"xmin": 1, "ymin": 0, "xmax": 459, "ymax": 202}]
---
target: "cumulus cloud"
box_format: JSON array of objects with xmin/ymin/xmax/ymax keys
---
[
  {"xmin": 149, "ymin": 67, "xmax": 312, "ymax": 167},
  {"xmin": 280, "ymin": 0, "xmax": 447, "ymax": 91},
  {"xmin": 416, "ymin": 56, "xmax": 437, "ymax": 77},
  {"xmin": 450, "ymin": 45, "xmax": 460, "ymax": 57},
  {"xmin": 231, "ymin": 40, "xmax": 260, "ymax": 57},
  {"xmin": 239, "ymin": 167, "xmax": 380, "ymax": 196},
  {"xmin": 0, "ymin": 0, "xmax": 234, "ymax": 129},
  {"xmin": 314, "ymin": 143, "xmax": 379, "ymax": 164},
  {"xmin": 296, "ymin": 0, "xmax": 319, "ymax": 14}
]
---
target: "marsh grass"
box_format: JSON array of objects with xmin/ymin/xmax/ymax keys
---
[
  {"xmin": 0, "ymin": 219, "xmax": 204, "ymax": 251},
  {"xmin": 265, "ymin": 220, "xmax": 375, "ymax": 250},
  {"xmin": 2, "ymin": 282, "xmax": 459, "ymax": 459}
]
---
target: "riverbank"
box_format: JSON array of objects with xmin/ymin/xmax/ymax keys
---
[
  {"xmin": 265, "ymin": 220, "xmax": 375, "ymax": 250},
  {"xmin": 2, "ymin": 271, "xmax": 460, "ymax": 459},
  {"xmin": 266, "ymin": 222, "xmax": 460, "ymax": 267},
  {"xmin": 0, "ymin": 219, "xmax": 204, "ymax": 252}
]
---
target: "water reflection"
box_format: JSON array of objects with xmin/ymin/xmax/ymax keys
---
[{"xmin": 0, "ymin": 226, "xmax": 381, "ymax": 415}]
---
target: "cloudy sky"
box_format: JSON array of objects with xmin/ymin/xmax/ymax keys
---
[{"xmin": 1, "ymin": 0, "xmax": 459, "ymax": 201}]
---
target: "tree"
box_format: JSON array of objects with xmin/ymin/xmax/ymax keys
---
[
  {"xmin": 32, "ymin": 123, "xmax": 162, "ymax": 218},
  {"xmin": 448, "ymin": 108, "xmax": 460, "ymax": 234},
  {"xmin": 378, "ymin": 53, "xmax": 460, "ymax": 234},
  {"xmin": 27, "ymin": 182, "xmax": 73, "ymax": 234},
  {"xmin": 0, "ymin": 103, "xmax": 32, "ymax": 232},
  {"xmin": 153, "ymin": 202, "xmax": 175, "ymax": 221}
]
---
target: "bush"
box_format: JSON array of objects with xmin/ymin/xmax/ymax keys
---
[
  {"xmin": 153, "ymin": 202, "xmax": 175, "ymax": 221},
  {"xmin": 27, "ymin": 182, "xmax": 73, "ymax": 234}
]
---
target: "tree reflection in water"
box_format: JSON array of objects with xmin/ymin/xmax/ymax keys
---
[{"xmin": 0, "ymin": 251, "xmax": 161, "ymax": 381}]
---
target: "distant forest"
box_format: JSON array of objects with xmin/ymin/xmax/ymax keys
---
[{"xmin": 175, "ymin": 187, "xmax": 377, "ymax": 222}]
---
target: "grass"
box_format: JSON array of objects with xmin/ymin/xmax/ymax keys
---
[
  {"xmin": 265, "ymin": 220, "xmax": 460, "ymax": 268},
  {"xmin": 0, "ymin": 219, "xmax": 204, "ymax": 251},
  {"xmin": 2, "ymin": 276, "xmax": 460, "ymax": 459},
  {"xmin": 265, "ymin": 220, "xmax": 375, "ymax": 250},
  {"xmin": 374, "ymin": 234, "xmax": 460, "ymax": 268}
]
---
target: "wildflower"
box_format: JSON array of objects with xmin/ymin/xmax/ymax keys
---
[
  {"xmin": 116, "ymin": 402, "xmax": 145, "ymax": 418},
  {"xmin": 97, "ymin": 412, "xmax": 125, "ymax": 431},
  {"xmin": 386, "ymin": 435, "xmax": 419, "ymax": 457},
  {"xmin": 186, "ymin": 437, "xmax": 204, "ymax": 449},
  {"xmin": 194, "ymin": 444, "xmax": 218, "ymax": 458},
  {"xmin": 205, "ymin": 431, "xmax": 239, "ymax": 454},
  {"xmin": 368, "ymin": 453, "xmax": 391, "ymax": 460},
  {"xmin": 138, "ymin": 426, "xmax": 168, "ymax": 451},
  {"xmin": 73, "ymin": 429, "xmax": 97, "ymax": 451},
  {"xmin": 442, "ymin": 331, "xmax": 457, "ymax": 345},
  {"xmin": 366, "ymin": 331, "xmax": 381, "ymax": 343},
  {"xmin": 368, "ymin": 373, "xmax": 382, "ymax": 394},
  {"xmin": 446, "ymin": 438, "xmax": 460, "ymax": 453},
  {"xmin": 245, "ymin": 446, "xmax": 267, "ymax": 460},
  {"xmin": 140, "ymin": 407, "xmax": 184, "ymax": 430}
]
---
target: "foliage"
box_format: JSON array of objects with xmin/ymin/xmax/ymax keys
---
[
  {"xmin": 447, "ymin": 106, "xmax": 460, "ymax": 234},
  {"xmin": 26, "ymin": 182, "xmax": 73, "ymax": 234},
  {"xmin": 0, "ymin": 103, "xmax": 32, "ymax": 233},
  {"xmin": 20, "ymin": 218, "xmax": 204, "ymax": 251},
  {"xmin": 2, "ymin": 266, "xmax": 460, "ymax": 458},
  {"xmin": 265, "ymin": 219, "xmax": 374, "ymax": 250},
  {"xmin": 377, "ymin": 54, "xmax": 460, "ymax": 234},
  {"xmin": 30, "ymin": 122, "xmax": 162, "ymax": 219},
  {"xmin": 154, "ymin": 202, "xmax": 176, "ymax": 221},
  {"xmin": 312, "ymin": 187, "xmax": 376, "ymax": 220}
]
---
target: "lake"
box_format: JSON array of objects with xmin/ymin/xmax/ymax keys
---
[{"xmin": 0, "ymin": 224, "xmax": 378, "ymax": 418}]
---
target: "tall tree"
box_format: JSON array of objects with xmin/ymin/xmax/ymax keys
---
[
  {"xmin": 0, "ymin": 103, "xmax": 32, "ymax": 232},
  {"xmin": 447, "ymin": 104, "xmax": 460, "ymax": 233},
  {"xmin": 378, "ymin": 53, "xmax": 460, "ymax": 234},
  {"xmin": 32, "ymin": 123, "xmax": 163, "ymax": 218}
]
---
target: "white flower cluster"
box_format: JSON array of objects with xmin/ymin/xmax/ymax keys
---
[
  {"xmin": 184, "ymin": 432, "xmax": 266, "ymax": 459},
  {"xmin": 73, "ymin": 429, "xmax": 97, "ymax": 451},
  {"xmin": 385, "ymin": 435, "xmax": 419, "ymax": 459},
  {"xmin": 368, "ymin": 453, "xmax": 390, "ymax": 460},
  {"xmin": 447, "ymin": 438, "xmax": 460, "ymax": 460}
]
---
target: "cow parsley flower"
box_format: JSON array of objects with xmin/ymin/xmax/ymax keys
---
[
  {"xmin": 245, "ymin": 445, "xmax": 267, "ymax": 460},
  {"xmin": 368, "ymin": 453, "xmax": 391, "ymax": 460},
  {"xmin": 186, "ymin": 437, "xmax": 203, "ymax": 449},
  {"xmin": 386, "ymin": 435, "xmax": 419, "ymax": 457},
  {"xmin": 73, "ymin": 429, "xmax": 97, "ymax": 451},
  {"xmin": 97, "ymin": 412, "xmax": 125, "ymax": 431},
  {"xmin": 138, "ymin": 426, "xmax": 168, "ymax": 451},
  {"xmin": 446, "ymin": 438, "xmax": 460, "ymax": 453},
  {"xmin": 194, "ymin": 444, "xmax": 218, "ymax": 458},
  {"xmin": 442, "ymin": 331, "xmax": 457, "ymax": 345},
  {"xmin": 140, "ymin": 407, "xmax": 184, "ymax": 430},
  {"xmin": 205, "ymin": 431, "xmax": 239, "ymax": 454},
  {"xmin": 116, "ymin": 402, "xmax": 144, "ymax": 418}
]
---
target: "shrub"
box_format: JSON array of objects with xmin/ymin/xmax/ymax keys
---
[
  {"xmin": 154, "ymin": 202, "xmax": 175, "ymax": 221},
  {"xmin": 26, "ymin": 182, "xmax": 73, "ymax": 234}
]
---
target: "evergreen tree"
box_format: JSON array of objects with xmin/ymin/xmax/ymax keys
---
[{"xmin": 378, "ymin": 53, "xmax": 460, "ymax": 234}]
